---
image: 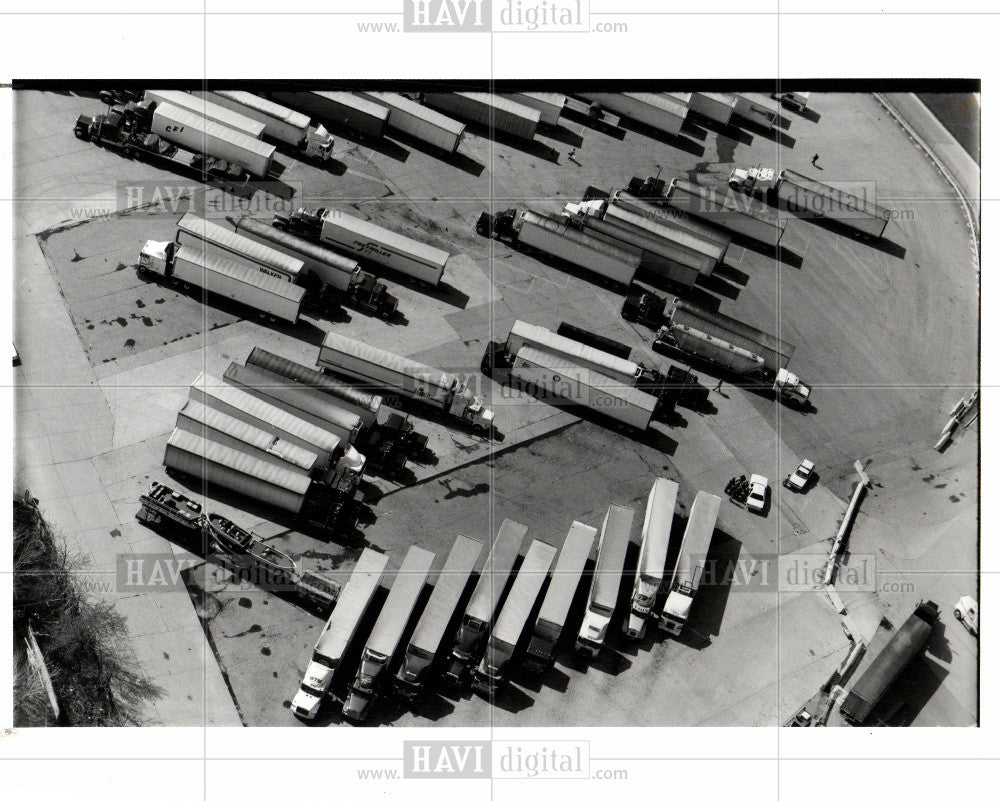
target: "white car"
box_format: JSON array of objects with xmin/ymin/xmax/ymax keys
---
[
  {"xmin": 746, "ymin": 474, "xmax": 769, "ymax": 513},
  {"xmin": 783, "ymin": 459, "xmax": 815, "ymax": 491},
  {"xmin": 954, "ymin": 596, "xmax": 978, "ymax": 637}
]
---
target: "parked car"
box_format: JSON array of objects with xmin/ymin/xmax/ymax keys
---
[
  {"xmin": 783, "ymin": 459, "xmax": 814, "ymax": 491},
  {"xmin": 954, "ymin": 596, "xmax": 978, "ymax": 637},
  {"xmin": 746, "ymin": 475, "xmax": 769, "ymax": 513}
]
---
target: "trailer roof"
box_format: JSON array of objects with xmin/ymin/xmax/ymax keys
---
[
  {"xmin": 536, "ymin": 521, "xmax": 597, "ymax": 627},
  {"xmin": 177, "ymin": 399, "xmax": 318, "ymax": 472},
  {"xmin": 247, "ymin": 348, "xmax": 381, "ymax": 415},
  {"xmin": 668, "ymin": 491, "xmax": 720, "ymax": 594},
  {"xmin": 509, "ymin": 320, "xmax": 640, "ymax": 382},
  {"xmin": 363, "ymin": 546, "xmax": 435, "ymax": 656},
  {"xmin": 312, "ymin": 91, "xmax": 390, "ymax": 122},
  {"xmin": 360, "ymin": 91, "xmax": 467, "ymax": 135},
  {"xmin": 177, "ymin": 213, "xmax": 305, "ymax": 279},
  {"xmin": 464, "ymin": 519, "xmax": 528, "ymax": 623},
  {"xmin": 320, "ymin": 331, "xmax": 456, "ymax": 393},
  {"xmin": 452, "ymin": 92, "xmax": 542, "ymax": 124},
  {"xmin": 695, "ymin": 91, "xmax": 740, "ymax": 108},
  {"xmin": 314, "ymin": 549, "xmax": 389, "ymax": 661},
  {"xmin": 153, "ymin": 102, "xmax": 277, "ymax": 160},
  {"xmin": 490, "ymin": 540, "xmax": 556, "ymax": 646},
  {"xmin": 212, "ymin": 90, "xmax": 311, "ymax": 130},
  {"xmin": 603, "ymin": 203, "xmax": 717, "ymax": 264},
  {"xmin": 190, "ymin": 372, "xmax": 341, "ymax": 455},
  {"xmin": 408, "ymin": 536, "xmax": 483, "ymax": 654},
  {"xmin": 166, "ymin": 427, "xmax": 312, "ymax": 495},
  {"xmin": 174, "ymin": 246, "xmax": 306, "ymax": 303},
  {"xmin": 235, "ymin": 215, "xmax": 359, "ymax": 276},
  {"xmin": 668, "ymin": 178, "xmax": 787, "ymax": 234},
  {"xmin": 145, "ymin": 90, "xmax": 266, "ymax": 139},
  {"xmin": 672, "ymin": 299, "xmax": 794, "ymax": 364},
  {"xmin": 639, "ymin": 478, "xmax": 678, "ymax": 579},
  {"xmin": 615, "ymin": 191, "xmax": 732, "ymax": 251},
  {"xmin": 779, "ymin": 169, "xmax": 892, "ymax": 222},
  {"xmin": 320, "ymin": 209, "xmax": 450, "ymax": 269},
  {"xmin": 519, "ymin": 209, "xmax": 644, "ymax": 265},
  {"xmin": 624, "ymin": 92, "xmax": 689, "ymax": 119},
  {"xmin": 590, "ymin": 505, "xmax": 634, "ymax": 609}
]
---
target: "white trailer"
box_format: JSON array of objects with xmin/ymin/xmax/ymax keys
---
[
  {"xmin": 776, "ymin": 169, "xmax": 891, "ymax": 238},
  {"xmin": 272, "ymin": 91, "xmax": 389, "ymax": 138},
  {"xmin": 343, "ymin": 545, "xmax": 435, "ymax": 721},
  {"xmin": 665, "ymin": 178, "xmax": 786, "ymax": 244},
  {"xmin": 728, "ymin": 94, "xmax": 778, "ymax": 129},
  {"xmin": 358, "ymin": 91, "xmax": 465, "ymax": 153},
  {"xmin": 579, "ymin": 92, "xmax": 687, "ymax": 136},
  {"xmin": 524, "ymin": 521, "xmax": 597, "ymax": 672},
  {"xmin": 138, "ymin": 241, "xmax": 304, "ymax": 324},
  {"xmin": 514, "ymin": 209, "xmax": 641, "ymax": 287},
  {"xmin": 445, "ymin": 519, "xmax": 527, "ymax": 684},
  {"xmin": 422, "ymin": 92, "xmax": 540, "ymax": 139},
  {"xmin": 149, "ymin": 102, "xmax": 276, "ymax": 178},
  {"xmin": 612, "ymin": 191, "xmax": 731, "ymax": 263},
  {"xmin": 292, "ymin": 549, "xmax": 389, "ymax": 719},
  {"xmin": 506, "ymin": 92, "xmax": 565, "ymax": 126},
  {"xmin": 576, "ymin": 504, "xmax": 634, "ymax": 656},
  {"xmin": 688, "ymin": 92, "xmax": 739, "ymax": 126},
  {"xmin": 660, "ymin": 491, "xmax": 721, "ymax": 635},
  {"xmin": 472, "ymin": 539, "xmax": 556, "ymax": 694},
  {"xmin": 395, "ymin": 535, "xmax": 483, "ymax": 698},
  {"xmin": 625, "ymin": 478, "xmax": 678, "ymax": 639},
  {"xmin": 144, "ymin": 90, "xmax": 266, "ymax": 139},
  {"xmin": 317, "ymin": 331, "xmax": 494, "ymax": 431},
  {"xmin": 176, "ymin": 213, "xmax": 306, "ymax": 284}
]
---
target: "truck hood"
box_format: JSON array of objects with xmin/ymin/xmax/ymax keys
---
[
  {"xmin": 663, "ymin": 591, "xmax": 693, "ymax": 622},
  {"xmin": 581, "ymin": 611, "xmax": 609, "ymax": 642},
  {"xmin": 292, "ymin": 687, "xmax": 323, "ymax": 718},
  {"xmin": 302, "ymin": 661, "xmax": 335, "ymax": 692}
]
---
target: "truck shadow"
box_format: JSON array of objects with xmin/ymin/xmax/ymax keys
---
[
  {"xmin": 321, "ymin": 120, "xmax": 412, "ymax": 162},
  {"xmin": 453, "ymin": 118, "xmax": 561, "ymax": 164},
  {"xmin": 865, "ymin": 652, "xmax": 948, "ymax": 726},
  {"xmin": 712, "ymin": 262, "xmax": 751, "ymax": 287},
  {"xmin": 384, "ymin": 128, "xmax": 486, "ymax": 176},
  {"xmin": 735, "ymin": 116, "xmax": 797, "ymax": 149},
  {"xmin": 695, "ymin": 271, "xmax": 742, "ymax": 301},
  {"xmin": 683, "ymin": 114, "xmax": 755, "ymax": 147},
  {"xmin": 515, "ymin": 663, "xmax": 571, "ymax": 695},
  {"xmin": 537, "ymin": 122, "xmax": 584, "ymax": 148},
  {"xmin": 734, "ymin": 235, "xmax": 804, "ymax": 269},
  {"xmin": 619, "ymin": 117, "xmax": 705, "ymax": 158},
  {"xmin": 681, "ymin": 530, "xmax": 739, "ymax": 642},
  {"xmin": 799, "ymin": 215, "xmax": 907, "ymax": 258}
]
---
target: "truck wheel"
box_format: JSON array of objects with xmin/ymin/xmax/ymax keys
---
[{"xmin": 182, "ymin": 282, "xmax": 191, "ymax": 291}]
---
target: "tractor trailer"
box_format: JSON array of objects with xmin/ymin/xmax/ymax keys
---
[
  {"xmin": 665, "ymin": 178, "xmax": 786, "ymax": 244},
  {"xmin": 291, "ymin": 549, "xmax": 389, "ymax": 719},
  {"xmin": 275, "ymin": 207, "xmax": 450, "ymax": 285},
  {"xmin": 317, "ymin": 331, "xmax": 495, "ymax": 432},
  {"xmin": 444, "ymin": 519, "xmax": 527, "ymax": 685},
  {"xmin": 395, "ymin": 535, "xmax": 483, "ymax": 699},
  {"xmin": 472, "ymin": 539, "xmax": 556, "ymax": 695},
  {"xmin": 506, "ymin": 92, "xmax": 566, "ymax": 126},
  {"xmin": 611, "ymin": 189, "xmax": 731, "ymax": 263},
  {"xmin": 358, "ymin": 91, "xmax": 466, "ymax": 153},
  {"xmin": 233, "ymin": 215, "xmax": 398, "ymax": 318},
  {"xmin": 422, "ymin": 92, "xmax": 540, "ymax": 140},
  {"xmin": 579, "ymin": 92, "xmax": 688, "ymax": 136},
  {"xmin": 272, "ymin": 91, "xmax": 389, "ymax": 138},
  {"xmin": 343, "ymin": 546, "xmax": 435, "ymax": 721},
  {"xmin": 524, "ymin": 521, "xmax": 597, "ymax": 672},
  {"xmin": 143, "ymin": 90, "xmax": 266, "ymax": 140},
  {"xmin": 576, "ymin": 505, "xmax": 634, "ymax": 657},
  {"xmin": 660, "ymin": 491, "xmax": 721, "ymax": 635},
  {"xmin": 625, "ymin": 478, "xmax": 679, "ymax": 639}
]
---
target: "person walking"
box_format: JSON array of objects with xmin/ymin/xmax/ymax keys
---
[
  {"xmin": 713, "ymin": 377, "xmax": 724, "ymax": 393},
  {"xmin": 811, "ymin": 153, "xmax": 820, "ymax": 166}
]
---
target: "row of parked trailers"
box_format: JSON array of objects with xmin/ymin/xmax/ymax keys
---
[{"xmin": 292, "ymin": 477, "xmax": 722, "ymax": 721}]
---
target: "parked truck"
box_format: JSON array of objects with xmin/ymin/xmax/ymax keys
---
[
  {"xmin": 395, "ymin": 535, "xmax": 483, "ymax": 699},
  {"xmin": 625, "ymin": 478, "xmax": 678, "ymax": 639},
  {"xmin": 728, "ymin": 94, "xmax": 778, "ymax": 130},
  {"xmin": 422, "ymin": 92, "xmax": 540, "ymax": 140},
  {"xmin": 506, "ymin": 92, "xmax": 566, "ymax": 126},
  {"xmin": 524, "ymin": 521, "xmax": 597, "ymax": 673},
  {"xmin": 234, "ymin": 215, "xmax": 398, "ymax": 318},
  {"xmin": 839, "ymin": 601, "xmax": 939, "ymax": 725},
  {"xmin": 343, "ymin": 546, "xmax": 435, "ymax": 721},
  {"xmin": 271, "ymin": 91, "xmax": 389, "ymax": 138},
  {"xmin": 614, "ymin": 186, "xmax": 732, "ymax": 263},
  {"xmin": 655, "ymin": 299, "xmax": 811, "ymax": 406},
  {"xmin": 291, "ymin": 549, "xmax": 389, "ymax": 719},
  {"xmin": 143, "ymin": 90, "xmax": 267, "ymax": 139},
  {"xmin": 275, "ymin": 207, "xmax": 450, "ymax": 285},
  {"xmin": 472, "ymin": 539, "xmax": 556, "ymax": 695},
  {"xmin": 137, "ymin": 241, "xmax": 305, "ymax": 324},
  {"xmin": 664, "ymin": 178, "xmax": 786, "ymax": 244},
  {"xmin": 578, "ymin": 92, "xmax": 688, "ymax": 136},
  {"xmin": 317, "ymin": 331, "xmax": 495, "ymax": 433},
  {"xmin": 357, "ymin": 91, "xmax": 466, "ymax": 153},
  {"xmin": 198, "ymin": 90, "xmax": 336, "ymax": 162},
  {"xmin": 660, "ymin": 491, "xmax": 721, "ymax": 635},
  {"xmin": 687, "ymin": 92, "xmax": 740, "ymax": 126},
  {"xmin": 576, "ymin": 505, "xmax": 634, "ymax": 657},
  {"xmin": 728, "ymin": 166, "xmax": 892, "ymax": 237},
  {"xmin": 772, "ymin": 91, "xmax": 810, "ymax": 111},
  {"xmin": 444, "ymin": 519, "xmax": 527, "ymax": 686}
]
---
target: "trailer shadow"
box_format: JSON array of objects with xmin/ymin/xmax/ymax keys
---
[
  {"xmin": 795, "ymin": 215, "xmax": 907, "ymax": 258},
  {"xmin": 385, "ymin": 128, "xmax": 486, "ymax": 176},
  {"xmin": 538, "ymin": 122, "xmax": 584, "ymax": 148},
  {"xmin": 559, "ymin": 106, "xmax": 628, "ymax": 140},
  {"xmin": 619, "ymin": 117, "xmax": 706, "ymax": 158},
  {"xmin": 735, "ymin": 117, "xmax": 797, "ymax": 148},
  {"xmin": 514, "ymin": 663, "xmax": 571, "ymax": 695},
  {"xmin": 712, "ymin": 262, "xmax": 751, "ymax": 287},
  {"xmin": 866, "ymin": 652, "xmax": 948, "ymax": 726},
  {"xmin": 682, "ymin": 530, "xmax": 739, "ymax": 641},
  {"xmin": 780, "ymin": 103, "xmax": 821, "ymax": 124},
  {"xmin": 733, "ymin": 235, "xmax": 804, "ymax": 269},
  {"xmin": 324, "ymin": 121, "xmax": 412, "ymax": 163},
  {"xmin": 695, "ymin": 272, "xmax": 742, "ymax": 301},
  {"xmin": 684, "ymin": 114, "xmax": 756, "ymax": 147}
]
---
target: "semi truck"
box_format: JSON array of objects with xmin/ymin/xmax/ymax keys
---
[
  {"xmin": 625, "ymin": 478, "xmax": 678, "ymax": 639},
  {"xmin": 576, "ymin": 504, "xmax": 634, "ymax": 657},
  {"xmin": 477, "ymin": 207, "xmax": 642, "ymax": 287},
  {"xmin": 728, "ymin": 94, "xmax": 778, "ymax": 130},
  {"xmin": 357, "ymin": 91, "xmax": 466, "ymax": 153},
  {"xmin": 422, "ymin": 92, "xmax": 540, "ymax": 140},
  {"xmin": 343, "ymin": 545, "xmax": 435, "ymax": 721},
  {"xmin": 444, "ymin": 519, "xmax": 527, "ymax": 686},
  {"xmin": 687, "ymin": 92, "xmax": 740, "ymax": 126},
  {"xmin": 654, "ymin": 299, "xmax": 811, "ymax": 406},
  {"xmin": 839, "ymin": 601, "xmax": 939, "ymax": 725},
  {"xmin": 275, "ymin": 207, "xmax": 450, "ymax": 286},
  {"xmin": 578, "ymin": 92, "xmax": 688, "ymax": 136},
  {"xmin": 271, "ymin": 91, "xmax": 389, "ymax": 138},
  {"xmin": 614, "ymin": 187, "xmax": 732, "ymax": 263},
  {"xmin": 524, "ymin": 521, "xmax": 597, "ymax": 673},
  {"xmin": 472, "ymin": 539, "xmax": 556, "ymax": 695},
  {"xmin": 660, "ymin": 491, "xmax": 721, "ymax": 635},
  {"xmin": 198, "ymin": 90, "xmax": 336, "ymax": 162},
  {"xmin": 234, "ymin": 215, "xmax": 398, "ymax": 318},
  {"xmin": 317, "ymin": 331, "xmax": 495, "ymax": 433},
  {"xmin": 506, "ymin": 92, "xmax": 566, "ymax": 126},
  {"xmin": 143, "ymin": 90, "xmax": 267, "ymax": 139},
  {"xmin": 291, "ymin": 549, "xmax": 389, "ymax": 719},
  {"xmin": 137, "ymin": 241, "xmax": 305, "ymax": 324},
  {"xmin": 395, "ymin": 535, "xmax": 483, "ymax": 699},
  {"xmin": 728, "ymin": 166, "xmax": 892, "ymax": 237},
  {"xmin": 664, "ymin": 178, "xmax": 786, "ymax": 244}
]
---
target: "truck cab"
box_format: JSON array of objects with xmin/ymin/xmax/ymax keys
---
[
  {"xmin": 447, "ymin": 615, "xmax": 486, "ymax": 682},
  {"xmin": 774, "ymin": 368, "xmax": 811, "ymax": 407},
  {"xmin": 576, "ymin": 603, "xmax": 612, "ymax": 657},
  {"xmin": 342, "ymin": 648, "xmax": 387, "ymax": 721},
  {"xmin": 291, "ymin": 654, "xmax": 338, "ymax": 719},
  {"xmin": 395, "ymin": 645, "xmax": 434, "ymax": 698},
  {"xmin": 137, "ymin": 240, "xmax": 175, "ymax": 278},
  {"xmin": 303, "ymin": 125, "xmax": 335, "ymax": 161},
  {"xmin": 729, "ymin": 165, "xmax": 778, "ymax": 196},
  {"xmin": 471, "ymin": 642, "xmax": 513, "ymax": 695},
  {"xmin": 625, "ymin": 577, "xmax": 659, "ymax": 639}
]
